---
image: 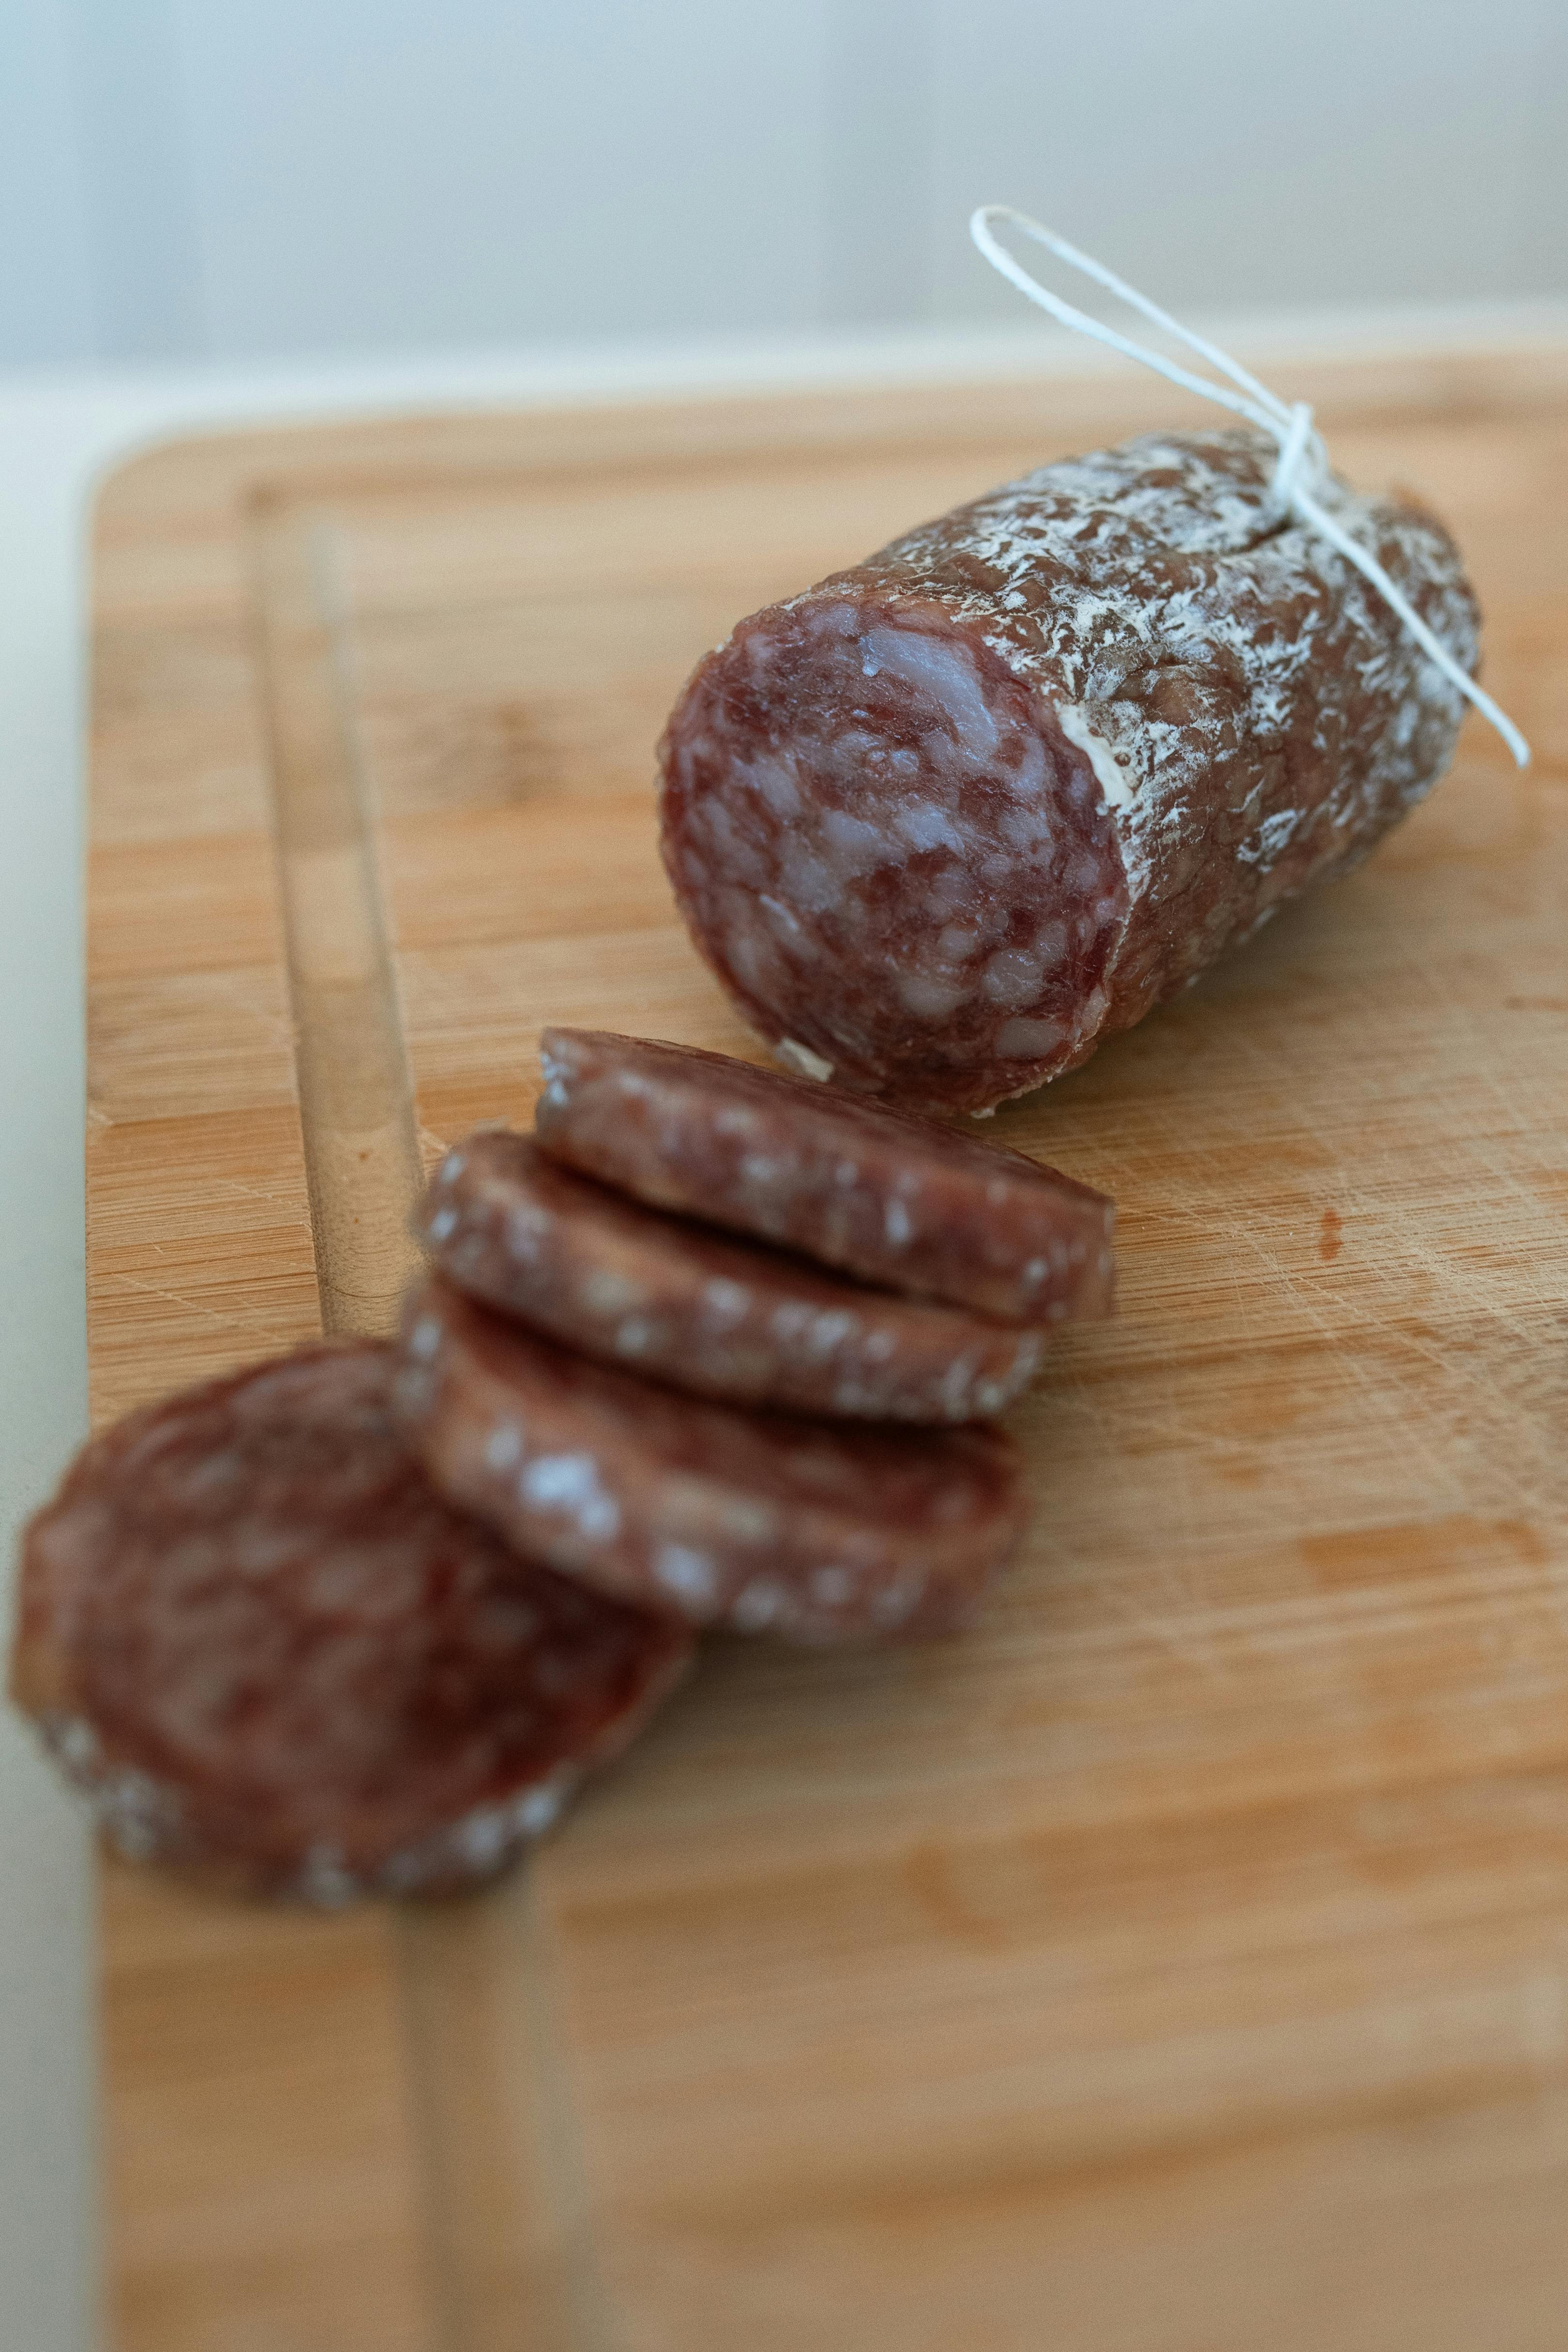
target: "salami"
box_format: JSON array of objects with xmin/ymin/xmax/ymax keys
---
[
  {"xmin": 533, "ymin": 1027, "xmax": 1114, "ymax": 1326},
  {"xmin": 9, "ymin": 1342, "xmax": 691, "ymax": 1900},
  {"xmin": 419, "ymin": 1128, "xmax": 1046, "ymax": 1422},
  {"xmin": 395, "ymin": 1277, "xmax": 1028, "ymax": 1641},
  {"xmin": 658, "ymin": 427, "xmax": 1478, "ymax": 1113}
]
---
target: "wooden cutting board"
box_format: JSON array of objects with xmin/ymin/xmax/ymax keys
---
[{"xmin": 87, "ymin": 349, "xmax": 1568, "ymax": 2352}]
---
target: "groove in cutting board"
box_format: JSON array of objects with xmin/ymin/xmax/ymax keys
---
[
  {"xmin": 396, "ymin": 1870, "xmax": 618, "ymax": 2352},
  {"xmin": 250, "ymin": 494, "xmax": 425, "ymax": 1335},
  {"xmin": 250, "ymin": 489, "xmax": 606, "ymax": 2352}
]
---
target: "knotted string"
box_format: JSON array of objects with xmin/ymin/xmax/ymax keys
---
[{"xmin": 970, "ymin": 205, "xmax": 1530, "ymax": 768}]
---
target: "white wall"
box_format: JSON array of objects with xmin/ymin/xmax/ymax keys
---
[{"xmin": 3, "ymin": 1, "xmax": 1567, "ymax": 362}]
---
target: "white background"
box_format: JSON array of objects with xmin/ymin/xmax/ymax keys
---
[{"xmin": 2, "ymin": 0, "xmax": 1566, "ymax": 368}]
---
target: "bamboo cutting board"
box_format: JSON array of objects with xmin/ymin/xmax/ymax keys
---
[{"xmin": 88, "ymin": 351, "xmax": 1568, "ymax": 2352}]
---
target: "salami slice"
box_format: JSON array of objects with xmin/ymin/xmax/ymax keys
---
[
  {"xmin": 9, "ymin": 1342, "xmax": 691, "ymax": 1901},
  {"xmin": 658, "ymin": 427, "xmax": 1479, "ymax": 1113},
  {"xmin": 419, "ymin": 1128, "xmax": 1046, "ymax": 1422},
  {"xmin": 395, "ymin": 1277, "xmax": 1028, "ymax": 1642},
  {"xmin": 533, "ymin": 1027, "xmax": 1114, "ymax": 1326}
]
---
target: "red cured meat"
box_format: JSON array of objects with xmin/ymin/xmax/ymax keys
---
[
  {"xmin": 533, "ymin": 1027, "xmax": 1114, "ymax": 1326},
  {"xmin": 419, "ymin": 1128, "xmax": 1047, "ymax": 1422},
  {"xmin": 659, "ymin": 427, "xmax": 1479, "ymax": 1113},
  {"xmin": 9, "ymin": 1342, "xmax": 691, "ymax": 1901},
  {"xmin": 394, "ymin": 1277, "xmax": 1028, "ymax": 1642}
]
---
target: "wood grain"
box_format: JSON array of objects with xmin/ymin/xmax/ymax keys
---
[{"xmin": 87, "ymin": 351, "xmax": 1568, "ymax": 2351}]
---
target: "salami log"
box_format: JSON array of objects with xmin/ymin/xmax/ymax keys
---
[
  {"xmin": 395, "ymin": 1277, "xmax": 1027, "ymax": 1641},
  {"xmin": 659, "ymin": 427, "xmax": 1479, "ymax": 1113},
  {"xmin": 534, "ymin": 1028, "xmax": 1114, "ymax": 1326},
  {"xmin": 10, "ymin": 1342, "xmax": 691, "ymax": 1900},
  {"xmin": 419, "ymin": 1129, "xmax": 1046, "ymax": 1422}
]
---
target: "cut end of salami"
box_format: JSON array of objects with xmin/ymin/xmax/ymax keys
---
[
  {"xmin": 658, "ymin": 428, "xmax": 1478, "ymax": 1113},
  {"xmin": 395, "ymin": 1276, "xmax": 1029, "ymax": 1643},
  {"xmin": 661, "ymin": 595, "xmax": 1129, "ymax": 1113},
  {"xmin": 418, "ymin": 1128, "xmax": 1049, "ymax": 1423},
  {"xmin": 533, "ymin": 1027, "xmax": 1115, "ymax": 1327},
  {"xmin": 10, "ymin": 1342, "xmax": 691, "ymax": 1901}
]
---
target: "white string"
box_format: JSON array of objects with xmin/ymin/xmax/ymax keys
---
[{"xmin": 970, "ymin": 205, "xmax": 1531, "ymax": 769}]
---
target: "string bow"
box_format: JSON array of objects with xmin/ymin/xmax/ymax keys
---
[{"xmin": 971, "ymin": 205, "xmax": 1529, "ymax": 768}]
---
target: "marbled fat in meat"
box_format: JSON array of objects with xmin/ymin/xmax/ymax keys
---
[
  {"xmin": 419, "ymin": 1128, "xmax": 1048, "ymax": 1422},
  {"xmin": 10, "ymin": 1342, "xmax": 690, "ymax": 1900},
  {"xmin": 394, "ymin": 1277, "xmax": 1027, "ymax": 1643},
  {"xmin": 533, "ymin": 1027, "xmax": 1115, "ymax": 1326}
]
